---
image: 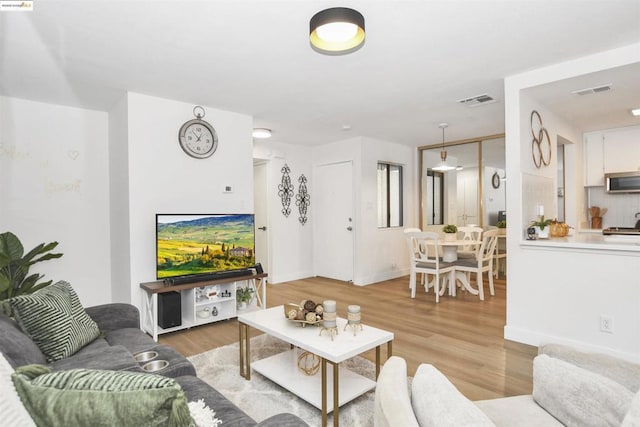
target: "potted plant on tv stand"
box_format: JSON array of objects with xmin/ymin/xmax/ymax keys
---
[
  {"xmin": 442, "ymin": 224, "xmax": 458, "ymax": 242},
  {"xmin": 236, "ymin": 286, "xmax": 254, "ymax": 310}
]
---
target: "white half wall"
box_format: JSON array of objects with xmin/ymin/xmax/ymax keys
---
[
  {"xmin": 0, "ymin": 96, "xmax": 111, "ymax": 307},
  {"xmin": 504, "ymin": 43, "xmax": 640, "ymax": 360}
]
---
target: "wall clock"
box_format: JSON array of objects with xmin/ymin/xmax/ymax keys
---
[
  {"xmin": 492, "ymin": 171, "xmax": 501, "ymax": 189},
  {"xmin": 178, "ymin": 106, "xmax": 218, "ymax": 159}
]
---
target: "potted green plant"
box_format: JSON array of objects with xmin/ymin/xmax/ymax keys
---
[
  {"xmin": 530, "ymin": 216, "xmax": 552, "ymax": 239},
  {"xmin": 442, "ymin": 224, "xmax": 458, "ymax": 241},
  {"xmin": 0, "ymin": 232, "xmax": 63, "ymax": 307},
  {"xmin": 236, "ymin": 286, "xmax": 254, "ymax": 310}
]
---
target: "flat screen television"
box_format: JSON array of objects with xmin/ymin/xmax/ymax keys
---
[{"xmin": 156, "ymin": 214, "xmax": 255, "ymax": 280}]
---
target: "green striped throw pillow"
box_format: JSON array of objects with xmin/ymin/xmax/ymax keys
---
[
  {"xmin": 12, "ymin": 366, "xmax": 193, "ymax": 427},
  {"xmin": 9, "ymin": 281, "xmax": 100, "ymax": 362}
]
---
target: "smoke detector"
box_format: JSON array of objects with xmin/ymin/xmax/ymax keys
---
[
  {"xmin": 572, "ymin": 84, "xmax": 612, "ymax": 96},
  {"xmin": 457, "ymin": 93, "xmax": 496, "ymax": 107}
]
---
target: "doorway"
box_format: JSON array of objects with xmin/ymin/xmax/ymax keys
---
[
  {"xmin": 313, "ymin": 161, "xmax": 354, "ymax": 282},
  {"xmin": 253, "ymin": 161, "xmax": 269, "ymax": 275}
]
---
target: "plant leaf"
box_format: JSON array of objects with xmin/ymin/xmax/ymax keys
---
[{"xmin": 0, "ymin": 232, "xmax": 24, "ymax": 261}]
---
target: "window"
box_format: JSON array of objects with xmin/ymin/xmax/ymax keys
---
[
  {"xmin": 425, "ymin": 170, "xmax": 444, "ymax": 225},
  {"xmin": 377, "ymin": 162, "xmax": 403, "ymax": 228}
]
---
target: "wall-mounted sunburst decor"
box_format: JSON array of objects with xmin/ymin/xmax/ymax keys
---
[
  {"xmin": 296, "ymin": 174, "xmax": 310, "ymax": 225},
  {"xmin": 278, "ymin": 164, "xmax": 294, "ymax": 217}
]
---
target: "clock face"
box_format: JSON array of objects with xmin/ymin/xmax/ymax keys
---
[{"xmin": 178, "ymin": 119, "xmax": 218, "ymax": 159}]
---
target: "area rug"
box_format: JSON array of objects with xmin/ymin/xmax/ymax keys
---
[{"xmin": 188, "ymin": 334, "xmax": 376, "ymax": 427}]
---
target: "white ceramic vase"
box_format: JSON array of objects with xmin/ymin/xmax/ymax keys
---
[{"xmin": 535, "ymin": 226, "xmax": 549, "ymax": 239}]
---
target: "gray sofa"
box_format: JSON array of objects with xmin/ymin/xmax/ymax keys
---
[
  {"xmin": 0, "ymin": 302, "xmax": 307, "ymax": 427},
  {"xmin": 374, "ymin": 344, "xmax": 640, "ymax": 426}
]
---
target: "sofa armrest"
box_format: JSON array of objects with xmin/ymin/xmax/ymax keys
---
[{"xmin": 85, "ymin": 304, "xmax": 140, "ymax": 331}]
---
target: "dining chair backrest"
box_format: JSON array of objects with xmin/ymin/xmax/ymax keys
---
[
  {"xmin": 458, "ymin": 226, "xmax": 483, "ymax": 255},
  {"xmin": 405, "ymin": 231, "xmax": 441, "ymax": 267},
  {"xmin": 403, "ymin": 227, "xmax": 422, "ymax": 234},
  {"xmin": 477, "ymin": 229, "xmax": 500, "ymax": 266}
]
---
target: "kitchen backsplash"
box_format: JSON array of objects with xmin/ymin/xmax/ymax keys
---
[{"xmin": 586, "ymin": 187, "xmax": 640, "ymax": 229}]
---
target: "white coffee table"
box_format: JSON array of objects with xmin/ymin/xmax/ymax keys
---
[{"xmin": 237, "ymin": 306, "xmax": 393, "ymax": 427}]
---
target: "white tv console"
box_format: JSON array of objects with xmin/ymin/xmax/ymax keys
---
[{"xmin": 140, "ymin": 273, "xmax": 267, "ymax": 341}]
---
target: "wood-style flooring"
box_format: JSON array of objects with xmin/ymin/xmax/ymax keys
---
[{"xmin": 159, "ymin": 274, "xmax": 537, "ymax": 401}]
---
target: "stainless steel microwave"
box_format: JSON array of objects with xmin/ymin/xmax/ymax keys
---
[{"xmin": 605, "ymin": 171, "xmax": 640, "ymax": 193}]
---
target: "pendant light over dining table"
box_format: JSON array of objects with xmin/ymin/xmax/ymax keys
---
[
  {"xmin": 432, "ymin": 123, "xmax": 456, "ymax": 172},
  {"xmin": 309, "ymin": 7, "xmax": 365, "ymax": 55}
]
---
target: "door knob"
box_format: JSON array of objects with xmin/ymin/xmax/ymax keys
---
[
  {"xmin": 347, "ymin": 226, "xmax": 353, "ymax": 231},
  {"xmin": 258, "ymin": 226, "xmax": 267, "ymax": 231}
]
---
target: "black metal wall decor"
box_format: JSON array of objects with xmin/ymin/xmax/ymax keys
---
[
  {"xmin": 296, "ymin": 174, "xmax": 310, "ymax": 225},
  {"xmin": 278, "ymin": 164, "xmax": 294, "ymax": 217}
]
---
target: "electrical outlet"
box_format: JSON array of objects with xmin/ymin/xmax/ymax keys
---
[{"xmin": 600, "ymin": 315, "xmax": 614, "ymax": 333}]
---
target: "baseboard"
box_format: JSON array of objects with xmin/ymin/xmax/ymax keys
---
[
  {"xmin": 504, "ymin": 325, "xmax": 640, "ymax": 362},
  {"xmin": 354, "ymin": 268, "xmax": 409, "ymax": 286},
  {"xmin": 269, "ymin": 270, "xmax": 314, "ymax": 284}
]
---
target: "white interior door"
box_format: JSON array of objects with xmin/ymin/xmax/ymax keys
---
[
  {"xmin": 253, "ymin": 162, "xmax": 269, "ymax": 273},
  {"xmin": 313, "ymin": 161, "xmax": 354, "ymax": 282},
  {"xmin": 456, "ymin": 175, "xmax": 478, "ymax": 226}
]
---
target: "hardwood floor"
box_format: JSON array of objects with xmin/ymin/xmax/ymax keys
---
[{"xmin": 159, "ymin": 274, "xmax": 537, "ymax": 401}]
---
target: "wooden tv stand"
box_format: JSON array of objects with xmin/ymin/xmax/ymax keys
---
[{"xmin": 140, "ymin": 273, "xmax": 267, "ymax": 341}]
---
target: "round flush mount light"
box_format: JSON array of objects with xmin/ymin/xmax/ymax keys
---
[
  {"xmin": 252, "ymin": 128, "xmax": 272, "ymax": 139},
  {"xmin": 310, "ymin": 7, "xmax": 365, "ymax": 55}
]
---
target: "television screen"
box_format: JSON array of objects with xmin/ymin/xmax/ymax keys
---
[{"xmin": 156, "ymin": 214, "xmax": 255, "ymax": 280}]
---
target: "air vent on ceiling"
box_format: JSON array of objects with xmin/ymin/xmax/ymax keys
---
[
  {"xmin": 572, "ymin": 84, "xmax": 612, "ymax": 96},
  {"xmin": 457, "ymin": 93, "xmax": 496, "ymax": 107}
]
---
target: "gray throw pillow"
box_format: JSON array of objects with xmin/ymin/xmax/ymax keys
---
[
  {"xmin": 533, "ymin": 354, "xmax": 633, "ymax": 426},
  {"xmin": 9, "ymin": 281, "xmax": 100, "ymax": 362}
]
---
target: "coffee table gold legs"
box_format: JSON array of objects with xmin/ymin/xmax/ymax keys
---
[
  {"xmin": 321, "ymin": 358, "xmax": 340, "ymax": 427},
  {"xmin": 375, "ymin": 341, "xmax": 393, "ymax": 379},
  {"xmin": 239, "ymin": 322, "xmax": 251, "ymax": 380}
]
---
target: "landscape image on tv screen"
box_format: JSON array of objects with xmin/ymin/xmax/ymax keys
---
[{"xmin": 156, "ymin": 214, "xmax": 255, "ymax": 279}]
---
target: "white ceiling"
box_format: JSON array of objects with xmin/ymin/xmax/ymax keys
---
[{"xmin": 1, "ymin": 0, "xmax": 639, "ymax": 147}]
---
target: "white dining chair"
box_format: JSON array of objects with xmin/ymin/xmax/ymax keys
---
[
  {"xmin": 493, "ymin": 232, "xmax": 507, "ymax": 278},
  {"xmin": 452, "ymin": 229, "xmax": 499, "ymax": 300},
  {"xmin": 457, "ymin": 226, "xmax": 483, "ymax": 259},
  {"xmin": 404, "ymin": 228, "xmax": 424, "ymax": 288},
  {"xmin": 405, "ymin": 232, "xmax": 455, "ymax": 303}
]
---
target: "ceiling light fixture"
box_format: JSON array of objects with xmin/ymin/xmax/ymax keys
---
[
  {"xmin": 309, "ymin": 7, "xmax": 365, "ymax": 55},
  {"xmin": 631, "ymin": 108, "xmax": 640, "ymax": 117},
  {"xmin": 432, "ymin": 123, "xmax": 456, "ymax": 172},
  {"xmin": 252, "ymin": 128, "xmax": 272, "ymax": 139}
]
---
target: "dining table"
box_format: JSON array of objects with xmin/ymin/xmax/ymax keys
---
[{"xmin": 423, "ymin": 238, "xmax": 482, "ymax": 296}]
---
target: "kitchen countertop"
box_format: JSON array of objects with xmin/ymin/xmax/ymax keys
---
[{"xmin": 520, "ymin": 233, "xmax": 640, "ymax": 253}]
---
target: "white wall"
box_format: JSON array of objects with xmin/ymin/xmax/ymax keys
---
[
  {"xmin": 0, "ymin": 96, "xmax": 111, "ymax": 307},
  {"xmin": 125, "ymin": 93, "xmax": 254, "ymax": 305},
  {"xmin": 504, "ymin": 43, "xmax": 640, "ymax": 360},
  {"xmin": 108, "ymin": 94, "xmax": 131, "ymax": 303},
  {"xmin": 312, "ymin": 136, "xmax": 416, "ymax": 285},
  {"xmin": 253, "ymin": 140, "xmax": 314, "ymax": 284}
]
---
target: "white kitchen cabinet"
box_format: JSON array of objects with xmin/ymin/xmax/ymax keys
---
[
  {"xmin": 584, "ymin": 132, "xmax": 604, "ymax": 186},
  {"xmin": 603, "ymin": 127, "xmax": 640, "ymax": 173}
]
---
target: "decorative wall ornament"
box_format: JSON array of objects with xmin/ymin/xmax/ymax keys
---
[
  {"xmin": 530, "ymin": 110, "xmax": 551, "ymax": 168},
  {"xmin": 296, "ymin": 174, "xmax": 310, "ymax": 225},
  {"xmin": 278, "ymin": 164, "xmax": 294, "ymax": 217}
]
